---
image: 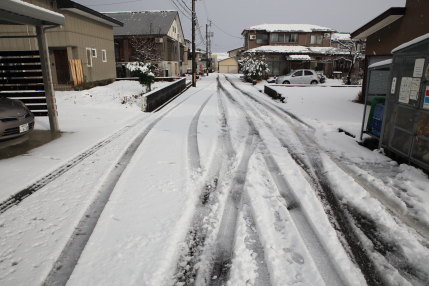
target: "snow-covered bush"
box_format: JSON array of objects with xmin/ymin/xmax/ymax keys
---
[
  {"xmin": 126, "ymin": 62, "xmax": 156, "ymax": 92},
  {"xmin": 239, "ymin": 54, "xmax": 269, "ymax": 82}
]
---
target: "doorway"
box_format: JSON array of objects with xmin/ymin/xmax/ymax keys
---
[{"xmin": 53, "ymin": 49, "xmax": 70, "ymax": 84}]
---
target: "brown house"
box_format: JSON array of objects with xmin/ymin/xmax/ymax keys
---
[
  {"xmin": 351, "ymin": 0, "xmax": 429, "ymax": 96},
  {"xmin": 241, "ymin": 24, "xmax": 352, "ymax": 76},
  {"xmin": 105, "ymin": 11, "xmax": 186, "ymax": 78}
]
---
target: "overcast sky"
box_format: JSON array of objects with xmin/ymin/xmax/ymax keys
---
[{"xmin": 74, "ymin": 0, "xmax": 406, "ymax": 52}]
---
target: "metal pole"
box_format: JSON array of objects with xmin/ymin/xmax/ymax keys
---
[
  {"xmin": 36, "ymin": 25, "xmax": 59, "ymax": 132},
  {"xmin": 192, "ymin": 0, "xmax": 196, "ymax": 87},
  {"xmin": 206, "ymin": 23, "xmax": 209, "ymax": 76}
]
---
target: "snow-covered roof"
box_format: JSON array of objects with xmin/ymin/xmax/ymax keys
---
[
  {"xmin": 368, "ymin": 59, "xmax": 392, "ymax": 69},
  {"xmin": 243, "ymin": 24, "xmax": 335, "ymax": 33},
  {"xmin": 105, "ymin": 11, "xmax": 179, "ymax": 36},
  {"xmin": 287, "ymin": 55, "xmax": 313, "ymax": 61},
  {"xmin": 391, "ymin": 33, "xmax": 429, "ymax": 53},
  {"xmin": 212, "ymin": 53, "xmax": 229, "ymax": 61},
  {"xmin": 331, "ymin": 33, "xmax": 351, "ymax": 41},
  {"xmin": 245, "ymin": 45, "xmax": 349, "ymax": 55}
]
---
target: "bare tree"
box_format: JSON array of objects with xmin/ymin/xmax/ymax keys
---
[
  {"xmin": 331, "ymin": 38, "xmax": 365, "ymax": 85},
  {"xmin": 130, "ymin": 36, "xmax": 162, "ymax": 65}
]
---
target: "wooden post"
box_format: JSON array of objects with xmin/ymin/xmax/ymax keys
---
[{"xmin": 36, "ymin": 25, "xmax": 59, "ymax": 132}]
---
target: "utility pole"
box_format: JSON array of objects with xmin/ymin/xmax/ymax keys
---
[
  {"xmin": 192, "ymin": 0, "xmax": 196, "ymax": 87},
  {"xmin": 206, "ymin": 23, "xmax": 209, "ymax": 76}
]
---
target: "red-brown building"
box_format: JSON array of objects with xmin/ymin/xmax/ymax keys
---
[
  {"xmin": 241, "ymin": 24, "xmax": 354, "ymax": 77},
  {"xmin": 351, "ymin": 0, "xmax": 429, "ymax": 97}
]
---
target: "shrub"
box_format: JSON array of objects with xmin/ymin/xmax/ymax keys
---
[{"xmin": 126, "ymin": 62, "xmax": 156, "ymax": 92}]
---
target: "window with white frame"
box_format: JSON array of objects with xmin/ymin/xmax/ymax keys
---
[
  {"xmin": 310, "ymin": 35, "xmax": 323, "ymax": 45},
  {"xmin": 102, "ymin": 49, "xmax": 107, "ymax": 62},
  {"xmin": 86, "ymin": 48, "xmax": 92, "ymax": 67},
  {"xmin": 92, "ymin": 48, "xmax": 97, "ymax": 58}
]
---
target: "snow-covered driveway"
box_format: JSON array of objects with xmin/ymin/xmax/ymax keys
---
[{"xmin": 0, "ymin": 75, "xmax": 428, "ymax": 286}]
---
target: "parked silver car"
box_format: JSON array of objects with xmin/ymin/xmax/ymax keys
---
[
  {"xmin": 0, "ymin": 98, "xmax": 34, "ymax": 141},
  {"xmin": 276, "ymin": 69, "xmax": 320, "ymax": 85}
]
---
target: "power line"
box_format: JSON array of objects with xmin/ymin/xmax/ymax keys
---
[
  {"xmin": 85, "ymin": 0, "xmax": 145, "ymax": 7},
  {"xmin": 211, "ymin": 21, "xmax": 243, "ymax": 40}
]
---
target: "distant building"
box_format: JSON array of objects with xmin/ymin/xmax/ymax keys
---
[
  {"xmin": 106, "ymin": 11, "xmax": 186, "ymax": 77},
  {"xmin": 241, "ymin": 24, "xmax": 353, "ymax": 76},
  {"xmin": 0, "ymin": 0, "xmax": 122, "ymax": 89}
]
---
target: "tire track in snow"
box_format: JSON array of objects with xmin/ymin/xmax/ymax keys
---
[
  {"xmin": 41, "ymin": 83, "xmax": 204, "ymax": 286},
  {"xmin": 0, "ymin": 83, "xmax": 193, "ymax": 215},
  {"xmin": 188, "ymin": 92, "xmax": 215, "ymax": 171},
  {"xmin": 228, "ymin": 75, "xmax": 429, "ymax": 285},
  {"xmin": 220, "ymin": 77, "xmax": 348, "ymax": 286},
  {"xmin": 225, "ymin": 75, "xmax": 408, "ymax": 286},
  {"xmin": 174, "ymin": 79, "xmax": 271, "ymax": 286}
]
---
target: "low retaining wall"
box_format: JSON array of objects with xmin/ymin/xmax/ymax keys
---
[
  {"xmin": 264, "ymin": 85, "xmax": 285, "ymax": 102},
  {"xmin": 142, "ymin": 78, "xmax": 187, "ymax": 112}
]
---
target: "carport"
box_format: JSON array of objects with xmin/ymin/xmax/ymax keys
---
[{"xmin": 0, "ymin": 0, "xmax": 65, "ymax": 132}]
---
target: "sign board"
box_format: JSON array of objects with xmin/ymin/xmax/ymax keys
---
[
  {"xmin": 410, "ymin": 78, "xmax": 421, "ymax": 101},
  {"xmin": 413, "ymin": 58, "xmax": 425, "ymax": 78},
  {"xmin": 424, "ymin": 86, "xmax": 429, "ymax": 110},
  {"xmin": 399, "ymin": 77, "xmax": 412, "ymax": 104},
  {"xmin": 391, "ymin": 77, "xmax": 397, "ymax": 94}
]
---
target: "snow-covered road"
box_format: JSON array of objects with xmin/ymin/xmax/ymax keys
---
[{"xmin": 0, "ymin": 75, "xmax": 428, "ymax": 286}]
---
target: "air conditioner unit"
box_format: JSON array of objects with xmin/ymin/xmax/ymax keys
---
[
  {"xmin": 324, "ymin": 33, "xmax": 330, "ymax": 38},
  {"xmin": 155, "ymin": 38, "xmax": 164, "ymax": 43},
  {"xmin": 249, "ymin": 35, "xmax": 256, "ymax": 40}
]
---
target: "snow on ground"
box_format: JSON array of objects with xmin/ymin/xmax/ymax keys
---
[
  {"xmin": 0, "ymin": 74, "xmax": 428, "ymax": 286},
  {"xmin": 0, "ymin": 80, "xmax": 168, "ymax": 201}
]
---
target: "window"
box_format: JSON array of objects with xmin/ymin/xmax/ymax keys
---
[
  {"xmin": 292, "ymin": 71, "xmax": 303, "ymax": 77},
  {"xmin": 271, "ymin": 33, "xmax": 298, "ymax": 43},
  {"xmin": 86, "ymin": 48, "xmax": 92, "ymax": 67},
  {"xmin": 287, "ymin": 33, "xmax": 298, "ymax": 43},
  {"xmin": 256, "ymin": 34, "xmax": 269, "ymax": 44},
  {"xmin": 304, "ymin": 70, "xmax": 314, "ymax": 76},
  {"xmin": 271, "ymin": 33, "xmax": 284, "ymax": 43},
  {"xmin": 102, "ymin": 49, "xmax": 107, "ymax": 62},
  {"xmin": 310, "ymin": 35, "xmax": 323, "ymax": 45},
  {"xmin": 92, "ymin": 48, "xmax": 97, "ymax": 58}
]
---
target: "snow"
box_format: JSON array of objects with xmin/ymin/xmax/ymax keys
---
[
  {"xmin": 212, "ymin": 52, "xmax": 229, "ymax": 62},
  {"xmin": 287, "ymin": 55, "xmax": 313, "ymax": 61},
  {"xmin": 391, "ymin": 33, "xmax": 429, "ymax": 53},
  {"xmin": 1, "ymin": 75, "xmax": 428, "ymax": 286},
  {"xmin": 368, "ymin": 59, "xmax": 392, "ymax": 69},
  {"xmin": 245, "ymin": 24, "xmax": 335, "ymax": 33},
  {"xmin": 331, "ymin": 33, "xmax": 351, "ymax": 41},
  {"xmin": 0, "ymin": 80, "xmax": 167, "ymax": 202},
  {"xmin": 246, "ymin": 45, "xmax": 349, "ymax": 55}
]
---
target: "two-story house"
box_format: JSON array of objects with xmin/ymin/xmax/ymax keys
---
[
  {"xmin": 106, "ymin": 11, "xmax": 186, "ymax": 78},
  {"xmin": 242, "ymin": 24, "xmax": 350, "ymax": 76},
  {"xmin": 0, "ymin": 0, "xmax": 123, "ymax": 89}
]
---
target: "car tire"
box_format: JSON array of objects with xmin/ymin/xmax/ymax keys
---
[
  {"xmin": 282, "ymin": 80, "xmax": 290, "ymax": 84},
  {"xmin": 310, "ymin": 80, "xmax": 318, "ymax": 85}
]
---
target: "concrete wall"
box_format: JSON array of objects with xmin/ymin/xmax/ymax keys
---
[{"xmin": 142, "ymin": 78, "xmax": 187, "ymax": 112}]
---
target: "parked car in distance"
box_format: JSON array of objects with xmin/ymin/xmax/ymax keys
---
[
  {"xmin": 0, "ymin": 98, "xmax": 34, "ymax": 141},
  {"xmin": 276, "ymin": 69, "xmax": 320, "ymax": 85}
]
